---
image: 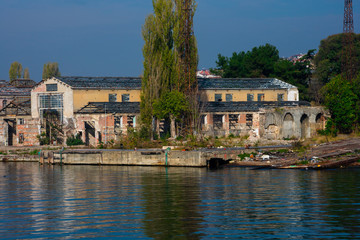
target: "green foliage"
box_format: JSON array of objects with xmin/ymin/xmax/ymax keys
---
[
  {"xmin": 29, "ymin": 149, "xmax": 39, "ymax": 155},
  {"xmin": 153, "ymin": 91, "xmax": 189, "ymax": 120},
  {"xmin": 297, "ymin": 159, "xmax": 309, "ymax": 165},
  {"xmin": 314, "ymin": 33, "xmax": 360, "ymax": 85},
  {"xmin": 37, "ymin": 132, "xmax": 50, "ymax": 145},
  {"xmin": 213, "ymin": 44, "xmax": 313, "ymax": 101},
  {"xmin": 322, "ymin": 75, "xmax": 358, "ymax": 134},
  {"xmin": 9, "ymin": 62, "xmax": 23, "ymax": 82},
  {"xmin": 42, "ymin": 62, "xmax": 61, "ymax": 80},
  {"xmin": 66, "ymin": 134, "xmax": 84, "ymax": 146}
]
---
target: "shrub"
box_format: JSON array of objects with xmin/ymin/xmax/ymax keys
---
[{"xmin": 66, "ymin": 134, "xmax": 84, "ymax": 146}]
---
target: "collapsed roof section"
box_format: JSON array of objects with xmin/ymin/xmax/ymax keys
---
[{"xmin": 0, "ymin": 100, "xmax": 31, "ymax": 116}]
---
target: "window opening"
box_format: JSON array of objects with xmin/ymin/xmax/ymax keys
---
[
  {"xmin": 247, "ymin": 94, "xmax": 254, "ymax": 102},
  {"xmin": 213, "ymin": 115, "xmax": 223, "ymax": 130},
  {"xmin": 246, "ymin": 114, "xmax": 253, "ymax": 127},
  {"xmin": 122, "ymin": 94, "xmax": 130, "ymax": 102},
  {"xmin": 229, "ymin": 114, "xmax": 239, "ymax": 129},
  {"xmin": 46, "ymin": 84, "xmax": 58, "ymax": 92},
  {"xmin": 109, "ymin": 94, "xmax": 117, "ymax": 102},
  {"xmin": 226, "ymin": 94, "xmax": 233, "ymax": 102},
  {"xmin": 257, "ymin": 94, "xmax": 264, "ymax": 101},
  {"xmin": 215, "ymin": 94, "xmax": 222, "ymax": 102}
]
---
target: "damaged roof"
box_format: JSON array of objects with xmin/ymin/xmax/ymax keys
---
[
  {"xmin": 57, "ymin": 77, "xmax": 142, "ymax": 90},
  {"xmin": 76, "ymin": 102, "xmax": 140, "ymax": 114},
  {"xmin": 0, "ymin": 100, "xmax": 31, "ymax": 116},
  {"xmin": 201, "ymin": 101, "xmax": 310, "ymax": 113},
  {"xmin": 0, "ymin": 82, "xmax": 32, "ymax": 96},
  {"xmin": 198, "ymin": 78, "xmax": 297, "ymax": 90}
]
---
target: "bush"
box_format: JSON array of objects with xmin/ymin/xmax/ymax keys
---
[
  {"xmin": 37, "ymin": 132, "xmax": 50, "ymax": 145},
  {"xmin": 66, "ymin": 134, "xmax": 84, "ymax": 146}
]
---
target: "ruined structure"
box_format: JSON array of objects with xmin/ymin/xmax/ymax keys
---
[{"xmin": 0, "ymin": 76, "xmax": 327, "ymax": 147}]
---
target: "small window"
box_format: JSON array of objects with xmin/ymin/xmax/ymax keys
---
[
  {"xmin": 122, "ymin": 94, "xmax": 130, "ymax": 102},
  {"xmin": 247, "ymin": 94, "xmax": 254, "ymax": 102},
  {"xmin": 215, "ymin": 94, "xmax": 222, "ymax": 102},
  {"xmin": 246, "ymin": 114, "xmax": 253, "ymax": 127},
  {"xmin": 258, "ymin": 94, "xmax": 264, "ymax": 101},
  {"xmin": 109, "ymin": 94, "xmax": 117, "ymax": 102},
  {"xmin": 229, "ymin": 114, "xmax": 239, "ymax": 129},
  {"xmin": 226, "ymin": 94, "xmax": 233, "ymax": 102},
  {"xmin": 46, "ymin": 84, "xmax": 58, "ymax": 92},
  {"xmin": 213, "ymin": 115, "xmax": 224, "ymax": 130},
  {"xmin": 18, "ymin": 118, "xmax": 24, "ymax": 125},
  {"xmin": 277, "ymin": 94, "xmax": 284, "ymax": 101},
  {"xmin": 19, "ymin": 133, "xmax": 24, "ymax": 144}
]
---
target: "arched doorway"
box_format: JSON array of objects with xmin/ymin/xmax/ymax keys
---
[
  {"xmin": 315, "ymin": 113, "xmax": 326, "ymax": 131},
  {"xmin": 300, "ymin": 114, "xmax": 310, "ymax": 139},
  {"xmin": 283, "ymin": 113, "xmax": 295, "ymax": 139}
]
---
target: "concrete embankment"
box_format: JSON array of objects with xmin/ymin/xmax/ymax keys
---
[{"xmin": 44, "ymin": 149, "xmax": 208, "ymax": 167}]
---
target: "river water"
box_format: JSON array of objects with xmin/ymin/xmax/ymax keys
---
[{"xmin": 1, "ymin": 162, "xmax": 360, "ymax": 239}]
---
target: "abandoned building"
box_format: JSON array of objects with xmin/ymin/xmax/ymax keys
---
[{"xmin": 0, "ymin": 76, "xmax": 327, "ymax": 146}]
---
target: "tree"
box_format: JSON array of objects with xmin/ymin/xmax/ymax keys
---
[
  {"xmin": 42, "ymin": 62, "xmax": 61, "ymax": 80},
  {"xmin": 314, "ymin": 33, "xmax": 360, "ymax": 85},
  {"xmin": 141, "ymin": 0, "xmax": 198, "ymax": 138},
  {"xmin": 23, "ymin": 67, "xmax": 30, "ymax": 79},
  {"xmin": 322, "ymin": 75, "xmax": 358, "ymax": 134},
  {"xmin": 9, "ymin": 62, "xmax": 23, "ymax": 82}
]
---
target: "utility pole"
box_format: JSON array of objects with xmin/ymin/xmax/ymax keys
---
[{"xmin": 343, "ymin": 0, "xmax": 355, "ymax": 81}]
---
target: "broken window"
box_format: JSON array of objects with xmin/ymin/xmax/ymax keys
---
[
  {"xmin": 39, "ymin": 94, "xmax": 63, "ymax": 123},
  {"xmin": 215, "ymin": 94, "xmax": 222, "ymax": 102},
  {"xmin": 18, "ymin": 118, "xmax": 24, "ymax": 125},
  {"xmin": 19, "ymin": 133, "xmax": 24, "ymax": 144},
  {"xmin": 46, "ymin": 84, "xmax": 58, "ymax": 92},
  {"xmin": 277, "ymin": 93, "xmax": 284, "ymax": 101},
  {"xmin": 127, "ymin": 115, "xmax": 136, "ymax": 128},
  {"xmin": 226, "ymin": 94, "xmax": 233, "ymax": 102},
  {"xmin": 114, "ymin": 116, "xmax": 123, "ymax": 134},
  {"xmin": 213, "ymin": 115, "xmax": 223, "ymax": 130},
  {"xmin": 246, "ymin": 114, "xmax": 253, "ymax": 127},
  {"xmin": 257, "ymin": 94, "xmax": 264, "ymax": 101},
  {"xmin": 247, "ymin": 94, "xmax": 254, "ymax": 102},
  {"xmin": 229, "ymin": 114, "xmax": 239, "ymax": 129},
  {"xmin": 109, "ymin": 94, "xmax": 117, "ymax": 102},
  {"xmin": 122, "ymin": 94, "xmax": 130, "ymax": 102}
]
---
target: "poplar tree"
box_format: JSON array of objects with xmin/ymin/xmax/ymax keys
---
[
  {"xmin": 141, "ymin": 0, "xmax": 198, "ymax": 138},
  {"xmin": 23, "ymin": 68, "xmax": 30, "ymax": 79},
  {"xmin": 42, "ymin": 62, "xmax": 61, "ymax": 80},
  {"xmin": 9, "ymin": 61, "xmax": 23, "ymax": 82}
]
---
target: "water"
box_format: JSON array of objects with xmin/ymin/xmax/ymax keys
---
[{"xmin": 1, "ymin": 163, "xmax": 360, "ymax": 239}]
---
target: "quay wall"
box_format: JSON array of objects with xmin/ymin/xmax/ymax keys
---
[{"xmin": 53, "ymin": 150, "xmax": 207, "ymax": 167}]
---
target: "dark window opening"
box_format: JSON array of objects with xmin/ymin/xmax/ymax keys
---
[
  {"xmin": 109, "ymin": 94, "xmax": 117, "ymax": 102},
  {"xmin": 258, "ymin": 94, "xmax": 264, "ymax": 101},
  {"xmin": 277, "ymin": 94, "xmax": 284, "ymax": 101},
  {"xmin": 18, "ymin": 118, "xmax": 24, "ymax": 125},
  {"xmin": 229, "ymin": 114, "xmax": 239, "ymax": 129},
  {"xmin": 226, "ymin": 94, "xmax": 233, "ymax": 102},
  {"xmin": 215, "ymin": 94, "xmax": 222, "ymax": 102},
  {"xmin": 247, "ymin": 94, "xmax": 254, "ymax": 102},
  {"xmin": 127, "ymin": 116, "xmax": 135, "ymax": 128},
  {"xmin": 46, "ymin": 84, "xmax": 58, "ymax": 92},
  {"xmin": 122, "ymin": 94, "xmax": 130, "ymax": 102},
  {"xmin": 246, "ymin": 114, "xmax": 253, "ymax": 127},
  {"xmin": 213, "ymin": 115, "xmax": 223, "ymax": 130},
  {"xmin": 19, "ymin": 133, "xmax": 24, "ymax": 144}
]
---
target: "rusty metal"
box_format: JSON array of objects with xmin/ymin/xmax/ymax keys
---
[{"xmin": 342, "ymin": 0, "xmax": 355, "ymax": 81}]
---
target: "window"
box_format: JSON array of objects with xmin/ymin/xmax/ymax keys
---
[
  {"xmin": 2, "ymin": 100, "xmax": 7, "ymax": 108},
  {"xmin": 226, "ymin": 94, "xmax": 233, "ymax": 102},
  {"xmin": 18, "ymin": 118, "xmax": 24, "ymax": 125},
  {"xmin": 257, "ymin": 94, "xmax": 264, "ymax": 101},
  {"xmin": 109, "ymin": 94, "xmax": 117, "ymax": 102},
  {"xmin": 277, "ymin": 94, "xmax": 284, "ymax": 101},
  {"xmin": 19, "ymin": 133, "xmax": 24, "ymax": 144},
  {"xmin": 127, "ymin": 115, "xmax": 136, "ymax": 128},
  {"xmin": 46, "ymin": 84, "xmax": 58, "ymax": 92},
  {"xmin": 229, "ymin": 114, "xmax": 239, "ymax": 129},
  {"xmin": 246, "ymin": 114, "xmax": 253, "ymax": 127},
  {"xmin": 122, "ymin": 94, "xmax": 130, "ymax": 102},
  {"xmin": 247, "ymin": 94, "xmax": 254, "ymax": 102},
  {"xmin": 215, "ymin": 94, "xmax": 222, "ymax": 102},
  {"xmin": 213, "ymin": 115, "xmax": 224, "ymax": 130}
]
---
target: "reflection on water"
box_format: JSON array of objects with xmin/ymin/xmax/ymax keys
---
[{"xmin": 0, "ymin": 163, "xmax": 360, "ymax": 239}]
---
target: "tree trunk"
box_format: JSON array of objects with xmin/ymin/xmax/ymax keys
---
[{"xmin": 170, "ymin": 114, "xmax": 176, "ymax": 139}]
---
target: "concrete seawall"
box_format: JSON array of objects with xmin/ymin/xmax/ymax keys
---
[{"xmin": 51, "ymin": 149, "xmax": 207, "ymax": 167}]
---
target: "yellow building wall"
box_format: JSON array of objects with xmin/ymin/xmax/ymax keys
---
[
  {"xmin": 200, "ymin": 89, "xmax": 289, "ymax": 102},
  {"xmin": 73, "ymin": 89, "xmax": 141, "ymax": 110}
]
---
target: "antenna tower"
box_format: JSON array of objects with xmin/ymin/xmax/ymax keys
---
[{"xmin": 343, "ymin": 0, "xmax": 355, "ymax": 81}]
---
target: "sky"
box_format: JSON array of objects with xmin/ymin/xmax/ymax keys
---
[{"xmin": 0, "ymin": 0, "xmax": 357, "ymax": 81}]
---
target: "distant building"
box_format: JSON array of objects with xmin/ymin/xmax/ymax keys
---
[{"xmin": 196, "ymin": 69, "xmax": 221, "ymax": 78}]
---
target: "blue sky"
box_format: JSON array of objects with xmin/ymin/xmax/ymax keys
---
[{"xmin": 0, "ymin": 0, "xmax": 355, "ymax": 81}]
